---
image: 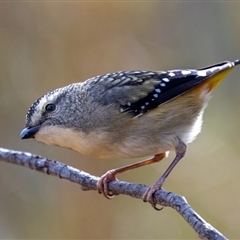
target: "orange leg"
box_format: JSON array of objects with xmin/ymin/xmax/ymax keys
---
[
  {"xmin": 97, "ymin": 153, "xmax": 166, "ymax": 199},
  {"xmin": 97, "ymin": 138, "xmax": 186, "ymax": 210}
]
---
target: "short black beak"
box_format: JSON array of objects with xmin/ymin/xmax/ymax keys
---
[{"xmin": 20, "ymin": 125, "xmax": 41, "ymax": 139}]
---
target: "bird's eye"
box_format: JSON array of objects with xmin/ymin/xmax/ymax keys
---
[{"xmin": 45, "ymin": 103, "xmax": 56, "ymax": 112}]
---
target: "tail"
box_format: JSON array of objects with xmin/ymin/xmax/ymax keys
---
[
  {"xmin": 234, "ymin": 59, "xmax": 240, "ymax": 66},
  {"xmin": 197, "ymin": 59, "xmax": 240, "ymax": 91}
]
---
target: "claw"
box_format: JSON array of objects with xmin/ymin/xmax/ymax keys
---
[
  {"xmin": 97, "ymin": 170, "xmax": 118, "ymax": 199},
  {"xmin": 151, "ymin": 203, "xmax": 164, "ymax": 211},
  {"xmin": 142, "ymin": 179, "xmax": 164, "ymax": 211}
]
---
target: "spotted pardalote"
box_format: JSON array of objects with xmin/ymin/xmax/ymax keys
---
[{"xmin": 20, "ymin": 59, "xmax": 240, "ymax": 210}]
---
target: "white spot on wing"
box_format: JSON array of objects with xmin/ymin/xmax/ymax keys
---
[
  {"xmin": 168, "ymin": 72, "xmax": 175, "ymax": 77},
  {"xmin": 162, "ymin": 78, "xmax": 169, "ymax": 82},
  {"xmin": 197, "ymin": 71, "xmax": 207, "ymax": 77},
  {"xmin": 207, "ymin": 66, "xmax": 226, "ymax": 73},
  {"xmin": 181, "ymin": 70, "xmax": 191, "ymax": 75}
]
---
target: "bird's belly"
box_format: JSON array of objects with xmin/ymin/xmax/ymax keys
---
[{"xmin": 35, "ymin": 124, "xmax": 171, "ymax": 159}]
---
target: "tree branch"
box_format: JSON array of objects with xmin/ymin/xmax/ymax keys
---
[{"xmin": 0, "ymin": 147, "xmax": 226, "ymax": 240}]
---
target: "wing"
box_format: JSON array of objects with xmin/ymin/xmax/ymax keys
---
[{"xmin": 86, "ymin": 61, "xmax": 235, "ymax": 117}]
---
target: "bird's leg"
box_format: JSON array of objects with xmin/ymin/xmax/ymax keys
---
[
  {"xmin": 143, "ymin": 138, "xmax": 186, "ymax": 210},
  {"xmin": 97, "ymin": 153, "xmax": 166, "ymax": 199}
]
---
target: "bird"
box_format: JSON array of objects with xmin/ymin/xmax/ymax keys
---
[{"xmin": 20, "ymin": 59, "xmax": 240, "ymax": 210}]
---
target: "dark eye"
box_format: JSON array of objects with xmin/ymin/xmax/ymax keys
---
[{"xmin": 45, "ymin": 103, "xmax": 56, "ymax": 112}]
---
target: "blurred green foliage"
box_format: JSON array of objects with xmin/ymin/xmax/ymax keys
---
[{"xmin": 0, "ymin": 2, "xmax": 240, "ymax": 239}]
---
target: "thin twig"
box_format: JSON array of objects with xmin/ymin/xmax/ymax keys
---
[{"xmin": 0, "ymin": 147, "xmax": 227, "ymax": 240}]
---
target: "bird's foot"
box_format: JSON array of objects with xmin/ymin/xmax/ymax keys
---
[
  {"xmin": 142, "ymin": 179, "xmax": 164, "ymax": 211},
  {"xmin": 97, "ymin": 170, "xmax": 118, "ymax": 199}
]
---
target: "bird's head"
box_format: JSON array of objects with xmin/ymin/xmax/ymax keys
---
[{"xmin": 20, "ymin": 84, "xmax": 82, "ymax": 145}]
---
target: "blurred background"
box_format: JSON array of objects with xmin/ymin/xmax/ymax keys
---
[{"xmin": 0, "ymin": 2, "xmax": 240, "ymax": 239}]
